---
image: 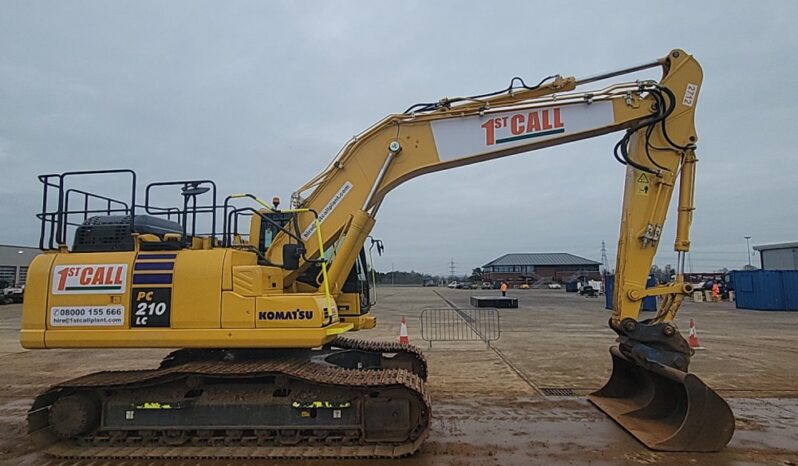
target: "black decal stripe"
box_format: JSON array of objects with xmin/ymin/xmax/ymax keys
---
[
  {"xmin": 136, "ymin": 254, "xmax": 178, "ymax": 260},
  {"xmin": 134, "ymin": 262, "xmax": 174, "ymax": 271},
  {"xmin": 133, "ymin": 274, "xmax": 173, "ymax": 285}
]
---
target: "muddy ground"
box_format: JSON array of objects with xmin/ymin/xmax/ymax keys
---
[{"xmin": 0, "ymin": 287, "xmax": 796, "ymax": 465}]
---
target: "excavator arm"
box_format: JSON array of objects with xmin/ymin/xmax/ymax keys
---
[
  {"xmin": 269, "ymin": 50, "xmax": 698, "ymax": 325},
  {"xmin": 258, "ymin": 49, "xmax": 733, "ymax": 451}
]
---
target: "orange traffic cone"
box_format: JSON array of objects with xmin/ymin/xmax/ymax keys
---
[
  {"xmin": 399, "ymin": 316, "xmax": 409, "ymax": 345},
  {"xmin": 687, "ymin": 318, "xmax": 704, "ymax": 350}
]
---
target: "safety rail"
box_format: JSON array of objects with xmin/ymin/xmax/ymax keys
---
[
  {"xmin": 38, "ymin": 170, "xmax": 241, "ymax": 251},
  {"xmin": 34, "ymin": 170, "xmax": 331, "ymax": 293},
  {"xmin": 37, "ymin": 170, "xmax": 137, "ymax": 250},
  {"xmin": 420, "ymin": 308, "xmax": 501, "ymax": 348},
  {"xmin": 222, "ymin": 194, "xmax": 298, "ymax": 248},
  {"xmin": 143, "ymin": 179, "xmax": 219, "ymax": 245}
]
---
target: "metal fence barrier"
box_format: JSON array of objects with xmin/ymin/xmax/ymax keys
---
[{"xmin": 420, "ymin": 308, "xmax": 501, "ymax": 348}]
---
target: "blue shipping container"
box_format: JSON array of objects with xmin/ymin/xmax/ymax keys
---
[
  {"xmin": 604, "ymin": 275, "xmax": 658, "ymax": 312},
  {"xmin": 731, "ymin": 270, "xmax": 798, "ymax": 311}
]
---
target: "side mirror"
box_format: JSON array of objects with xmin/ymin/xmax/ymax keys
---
[
  {"xmin": 283, "ymin": 244, "xmax": 303, "ymax": 270},
  {"xmin": 181, "ymin": 184, "xmax": 210, "ymax": 196},
  {"xmin": 369, "ymin": 237, "xmax": 385, "ymax": 256}
]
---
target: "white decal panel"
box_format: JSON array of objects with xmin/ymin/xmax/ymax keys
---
[
  {"xmin": 682, "ymin": 83, "xmax": 698, "ymax": 107},
  {"xmin": 301, "ymin": 181, "xmax": 353, "ymax": 240},
  {"xmin": 430, "ymin": 101, "xmax": 615, "ymax": 162},
  {"xmin": 52, "ymin": 264, "xmax": 128, "ymax": 295},
  {"xmin": 49, "ymin": 305, "xmax": 125, "ymax": 327}
]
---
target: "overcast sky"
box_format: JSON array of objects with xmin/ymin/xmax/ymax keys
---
[{"xmin": 1, "ymin": 1, "xmax": 796, "ymax": 276}]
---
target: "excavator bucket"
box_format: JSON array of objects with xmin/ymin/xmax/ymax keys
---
[{"xmin": 589, "ymin": 346, "xmax": 734, "ymax": 452}]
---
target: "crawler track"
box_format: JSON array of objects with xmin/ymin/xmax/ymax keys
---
[
  {"xmin": 330, "ymin": 336, "xmax": 429, "ymax": 381},
  {"xmin": 28, "ymin": 343, "xmax": 431, "ymax": 459}
]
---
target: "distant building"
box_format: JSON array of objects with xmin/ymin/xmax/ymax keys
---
[
  {"xmin": 753, "ymin": 242, "xmax": 798, "ymax": 270},
  {"xmin": 0, "ymin": 244, "xmax": 40, "ymax": 286},
  {"xmin": 481, "ymin": 253, "xmax": 601, "ymax": 284}
]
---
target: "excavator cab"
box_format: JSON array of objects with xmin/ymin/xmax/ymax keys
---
[
  {"xmin": 250, "ymin": 210, "xmax": 295, "ymax": 257},
  {"xmin": 342, "ymin": 248, "xmax": 374, "ymax": 313}
]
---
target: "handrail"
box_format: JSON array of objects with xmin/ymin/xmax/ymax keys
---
[
  {"xmin": 64, "ymin": 188, "xmax": 130, "ymax": 223},
  {"xmin": 36, "ymin": 170, "xmax": 227, "ymax": 251},
  {"xmin": 144, "ymin": 180, "xmax": 218, "ymax": 246},
  {"xmin": 37, "ymin": 169, "xmax": 136, "ymax": 250}
]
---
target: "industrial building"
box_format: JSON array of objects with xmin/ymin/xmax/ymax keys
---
[
  {"xmin": 481, "ymin": 253, "xmax": 601, "ymax": 285},
  {"xmin": 753, "ymin": 242, "xmax": 798, "ymax": 270},
  {"xmin": 0, "ymin": 244, "xmax": 40, "ymax": 287}
]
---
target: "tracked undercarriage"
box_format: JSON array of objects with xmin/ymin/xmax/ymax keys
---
[{"xmin": 28, "ymin": 337, "xmax": 431, "ymax": 460}]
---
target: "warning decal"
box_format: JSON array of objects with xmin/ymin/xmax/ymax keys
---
[{"xmin": 636, "ymin": 173, "xmax": 651, "ymax": 196}]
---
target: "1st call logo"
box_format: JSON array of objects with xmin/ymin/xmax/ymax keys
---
[{"xmin": 132, "ymin": 288, "xmax": 171, "ymax": 327}]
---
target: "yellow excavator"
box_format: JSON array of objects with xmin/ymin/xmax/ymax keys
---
[{"xmin": 21, "ymin": 49, "xmax": 734, "ymax": 459}]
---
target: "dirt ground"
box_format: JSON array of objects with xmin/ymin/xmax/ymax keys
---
[{"xmin": 0, "ymin": 287, "xmax": 796, "ymax": 465}]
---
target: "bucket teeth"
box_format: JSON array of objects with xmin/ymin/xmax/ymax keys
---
[{"xmin": 589, "ymin": 345, "xmax": 734, "ymax": 452}]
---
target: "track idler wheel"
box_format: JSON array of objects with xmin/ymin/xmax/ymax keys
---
[
  {"xmin": 48, "ymin": 393, "xmax": 100, "ymax": 439},
  {"xmin": 589, "ymin": 345, "xmax": 734, "ymax": 451}
]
